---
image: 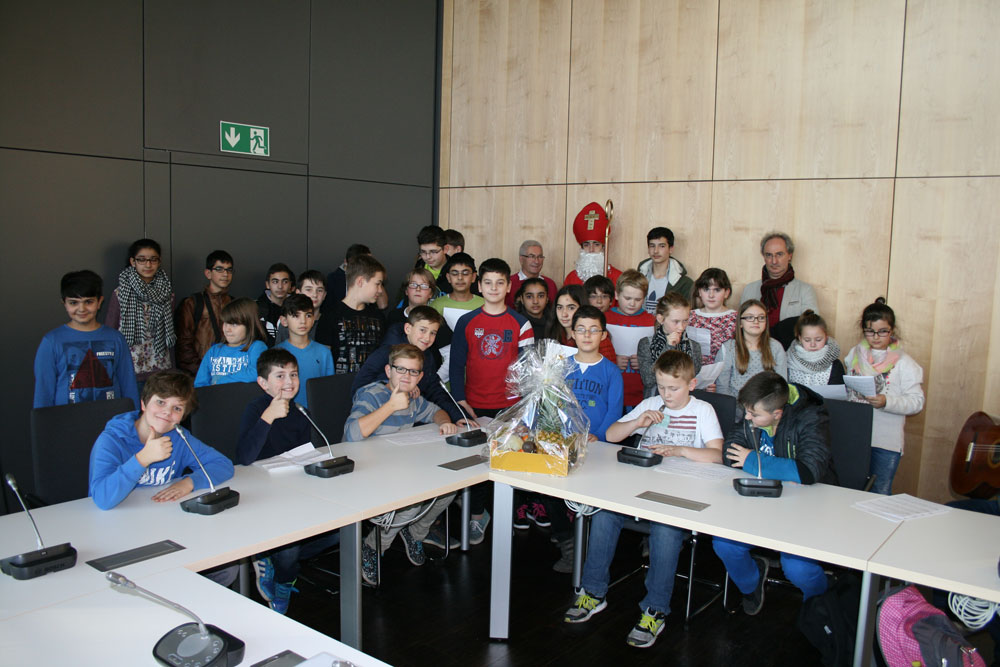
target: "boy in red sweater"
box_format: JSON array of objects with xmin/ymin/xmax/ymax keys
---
[{"xmin": 605, "ymin": 269, "xmax": 655, "ymax": 409}]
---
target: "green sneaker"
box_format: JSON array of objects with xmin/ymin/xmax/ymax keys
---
[
  {"xmin": 626, "ymin": 608, "xmax": 667, "ymax": 648},
  {"xmin": 563, "ymin": 590, "xmax": 607, "ymax": 623}
]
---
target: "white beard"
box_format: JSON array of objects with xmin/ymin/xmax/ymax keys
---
[{"xmin": 575, "ymin": 251, "xmax": 606, "ymax": 281}]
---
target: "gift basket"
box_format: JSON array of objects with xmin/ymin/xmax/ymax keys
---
[{"xmin": 487, "ymin": 340, "xmax": 590, "ymax": 476}]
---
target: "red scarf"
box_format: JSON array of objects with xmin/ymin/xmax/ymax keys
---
[{"xmin": 760, "ymin": 265, "xmax": 795, "ymax": 327}]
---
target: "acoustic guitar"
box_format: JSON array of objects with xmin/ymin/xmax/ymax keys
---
[{"xmin": 949, "ymin": 411, "xmax": 1000, "ymax": 498}]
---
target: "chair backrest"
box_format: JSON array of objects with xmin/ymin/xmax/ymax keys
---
[
  {"xmin": 306, "ymin": 373, "xmax": 357, "ymax": 445},
  {"xmin": 825, "ymin": 398, "xmax": 874, "ymax": 491},
  {"xmin": 190, "ymin": 382, "xmax": 266, "ymax": 462},
  {"xmin": 30, "ymin": 398, "xmax": 136, "ymax": 505},
  {"xmin": 691, "ymin": 389, "xmax": 739, "ymax": 430}
]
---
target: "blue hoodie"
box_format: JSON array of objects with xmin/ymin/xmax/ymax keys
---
[{"xmin": 88, "ymin": 410, "xmax": 234, "ymax": 510}]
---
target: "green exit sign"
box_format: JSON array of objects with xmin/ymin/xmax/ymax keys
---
[{"xmin": 220, "ymin": 121, "xmax": 269, "ymax": 156}]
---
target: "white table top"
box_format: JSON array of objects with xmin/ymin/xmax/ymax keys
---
[
  {"xmin": 867, "ymin": 505, "xmax": 1000, "ymax": 603},
  {"xmin": 0, "ymin": 567, "xmax": 389, "ymax": 666},
  {"xmin": 489, "ymin": 442, "xmax": 902, "ymax": 571}
]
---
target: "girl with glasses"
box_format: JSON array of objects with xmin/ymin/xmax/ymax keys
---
[{"xmin": 716, "ymin": 299, "xmax": 787, "ymax": 397}]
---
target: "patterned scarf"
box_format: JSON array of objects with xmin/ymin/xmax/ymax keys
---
[
  {"xmin": 788, "ymin": 337, "xmax": 841, "ymax": 373},
  {"xmin": 649, "ymin": 327, "xmax": 697, "ymax": 361},
  {"xmin": 117, "ymin": 266, "xmax": 176, "ymax": 354},
  {"xmin": 848, "ymin": 338, "xmax": 901, "ymax": 377},
  {"xmin": 759, "ymin": 264, "xmax": 795, "ymax": 315}
]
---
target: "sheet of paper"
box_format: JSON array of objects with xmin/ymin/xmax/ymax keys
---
[
  {"xmin": 442, "ymin": 307, "xmax": 467, "ymax": 332},
  {"xmin": 843, "ymin": 375, "xmax": 877, "ymax": 397},
  {"xmin": 695, "ymin": 362, "xmax": 725, "ymax": 390},
  {"xmin": 382, "ymin": 429, "xmax": 445, "ymax": 446},
  {"xmin": 437, "ymin": 344, "xmax": 451, "ymax": 383},
  {"xmin": 810, "ymin": 384, "xmax": 848, "ymax": 401},
  {"xmin": 654, "ymin": 456, "xmax": 739, "ymax": 480},
  {"xmin": 686, "ymin": 326, "xmax": 711, "ymax": 351},
  {"xmin": 852, "ymin": 493, "xmax": 950, "ymax": 522},
  {"xmin": 606, "ymin": 324, "xmax": 654, "ymax": 356},
  {"xmin": 253, "ymin": 443, "xmax": 327, "ymax": 473}
]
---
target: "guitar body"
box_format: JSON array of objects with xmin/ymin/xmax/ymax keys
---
[{"xmin": 949, "ymin": 411, "xmax": 1000, "ymax": 499}]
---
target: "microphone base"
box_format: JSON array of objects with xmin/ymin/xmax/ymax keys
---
[
  {"xmin": 0, "ymin": 542, "xmax": 77, "ymax": 580},
  {"xmin": 617, "ymin": 446, "xmax": 663, "ymax": 467},
  {"xmin": 446, "ymin": 429, "xmax": 487, "ymax": 447},
  {"xmin": 304, "ymin": 456, "xmax": 355, "ymax": 478},
  {"xmin": 181, "ymin": 488, "xmax": 240, "ymax": 515},
  {"xmin": 733, "ymin": 478, "xmax": 783, "ymax": 498},
  {"xmin": 153, "ymin": 622, "xmax": 245, "ymax": 667}
]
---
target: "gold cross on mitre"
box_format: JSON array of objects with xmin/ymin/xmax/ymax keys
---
[{"xmin": 583, "ymin": 209, "xmax": 599, "ymax": 230}]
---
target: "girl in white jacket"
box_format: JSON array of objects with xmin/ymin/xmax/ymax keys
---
[{"xmin": 844, "ymin": 298, "xmax": 924, "ymax": 495}]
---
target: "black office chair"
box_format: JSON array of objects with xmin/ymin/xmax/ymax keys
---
[
  {"xmin": 30, "ymin": 397, "xmax": 136, "ymax": 505},
  {"xmin": 825, "ymin": 398, "xmax": 875, "ymax": 492},
  {"xmin": 306, "ymin": 373, "xmax": 356, "ymax": 445},
  {"xmin": 692, "ymin": 389, "xmax": 740, "ymax": 428},
  {"xmin": 190, "ymin": 382, "xmax": 265, "ymax": 462}
]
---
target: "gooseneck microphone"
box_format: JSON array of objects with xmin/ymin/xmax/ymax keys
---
[
  {"xmin": 732, "ymin": 422, "xmax": 783, "ymax": 498},
  {"xmin": 295, "ymin": 403, "xmax": 355, "ymax": 478},
  {"xmin": 175, "ymin": 426, "xmax": 240, "ymax": 515},
  {"xmin": 1, "ymin": 474, "xmax": 77, "ymax": 579},
  {"xmin": 106, "ymin": 571, "xmax": 245, "ymax": 667},
  {"xmin": 438, "ymin": 383, "xmax": 487, "ymax": 447}
]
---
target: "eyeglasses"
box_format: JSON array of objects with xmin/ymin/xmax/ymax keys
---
[
  {"xmin": 133, "ymin": 256, "xmax": 160, "ymax": 265},
  {"xmin": 419, "ymin": 248, "xmax": 442, "ymax": 257},
  {"xmin": 390, "ymin": 364, "xmax": 421, "ymax": 376},
  {"xmin": 211, "ymin": 266, "xmax": 234, "ymax": 274},
  {"xmin": 863, "ymin": 328, "xmax": 892, "ymax": 338},
  {"xmin": 741, "ymin": 315, "xmax": 767, "ymax": 323},
  {"xmin": 448, "ymin": 270, "xmax": 473, "ymax": 277},
  {"xmin": 407, "ymin": 282, "xmax": 432, "ymax": 291},
  {"xmin": 520, "ymin": 254, "xmax": 545, "ymax": 261},
  {"xmin": 573, "ymin": 326, "xmax": 603, "ymax": 336}
]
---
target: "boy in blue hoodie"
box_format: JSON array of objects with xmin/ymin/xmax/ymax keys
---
[{"xmin": 88, "ymin": 369, "xmax": 233, "ymax": 510}]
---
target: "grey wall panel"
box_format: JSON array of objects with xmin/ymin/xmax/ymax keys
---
[
  {"xmin": 0, "ymin": 0, "xmax": 142, "ymax": 159},
  {"xmin": 0, "ymin": 149, "xmax": 144, "ymax": 500},
  {"xmin": 308, "ymin": 178, "xmax": 433, "ymax": 297},
  {"xmin": 144, "ymin": 161, "xmax": 172, "ymax": 261},
  {"xmin": 309, "ymin": 0, "xmax": 437, "ymax": 186},
  {"xmin": 169, "ymin": 164, "xmax": 308, "ymax": 300},
  {"xmin": 144, "ymin": 0, "xmax": 310, "ymax": 163}
]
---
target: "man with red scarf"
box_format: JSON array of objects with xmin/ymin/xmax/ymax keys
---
[{"xmin": 740, "ymin": 232, "xmax": 817, "ymax": 349}]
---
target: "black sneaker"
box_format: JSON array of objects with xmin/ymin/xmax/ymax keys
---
[
  {"xmin": 742, "ymin": 555, "xmax": 769, "ymax": 616},
  {"xmin": 513, "ymin": 504, "xmax": 531, "ymax": 530},
  {"xmin": 400, "ymin": 526, "xmax": 426, "ymax": 566}
]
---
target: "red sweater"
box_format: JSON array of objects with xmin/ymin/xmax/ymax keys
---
[{"xmin": 605, "ymin": 308, "xmax": 656, "ymax": 407}]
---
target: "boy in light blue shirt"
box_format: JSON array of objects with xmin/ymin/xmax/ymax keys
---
[{"xmin": 275, "ymin": 294, "xmax": 333, "ymax": 410}]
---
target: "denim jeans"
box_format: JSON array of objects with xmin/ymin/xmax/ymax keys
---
[
  {"xmin": 580, "ymin": 510, "xmax": 687, "ymax": 614},
  {"xmin": 713, "ymin": 536, "xmax": 828, "ymax": 600},
  {"xmin": 869, "ymin": 447, "xmax": 901, "ymax": 495},
  {"xmin": 269, "ymin": 530, "xmax": 341, "ymax": 583}
]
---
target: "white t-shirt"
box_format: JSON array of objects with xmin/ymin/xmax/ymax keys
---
[
  {"xmin": 619, "ymin": 395, "xmax": 723, "ymax": 449},
  {"xmin": 644, "ymin": 275, "xmax": 669, "ymax": 314}
]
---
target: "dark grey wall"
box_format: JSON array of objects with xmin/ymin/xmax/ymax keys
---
[{"xmin": 0, "ymin": 0, "xmax": 440, "ymax": 511}]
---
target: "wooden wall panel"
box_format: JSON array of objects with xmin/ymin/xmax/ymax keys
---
[
  {"xmin": 448, "ymin": 0, "xmax": 571, "ymax": 187},
  {"xmin": 566, "ymin": 0, "xmax": 718, "ymax": 183},
  {"xmin": 563, "ymin": 183, "xmax": 713, "ymax": 285},
  {"xmin": 888, "ymin": 178, "xmax": 1000, "ymax": 502},
  {"xmin": 439, "ymin": 0, "xmax": 454, "ymax": 227},
  {"xmin": 714, "ymin": 0, "xmax": 905, "ymax": 180},
  {"xmin": 897, "ymin": 1, "xmax": 1000, "ymax": 177},
  {"xmin": 708, "ymin": 180, "xmax": 894, "ymax": 344},
  {"xmin": 447, "ymin": 186, "xmax": 568, "ymax": 281}
]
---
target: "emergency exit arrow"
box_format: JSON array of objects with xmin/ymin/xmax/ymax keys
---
[{"xmin": 224, "ymin": 127, "xmax": 240, "ymax": 147}]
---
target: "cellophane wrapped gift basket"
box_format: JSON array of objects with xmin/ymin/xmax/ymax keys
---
[{"xmin": 486, "ymin": 341, "xmax": 590, "ymax": 476}]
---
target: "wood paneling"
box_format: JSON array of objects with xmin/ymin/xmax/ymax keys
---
[
  {"xmin": 897, "ymin": 1, "xmax": 1000, "ymax": 178},
  {"xmin": 566, "ymin": 0, "xmax": 718, "ymax": 183},
  {"xmin": 709, "ymin": 180, "xmax": 894, "ymax": 345},
  {"xmin": 438, "ymin": 0, "xmax": 455, "ymax": 228},
  {"xmin": 447, "ymin": 186, "xmax": 568, "ymax": 280},
  {"xmin": 888, "ymin": 178, "xmax": 1000, "ymax": 501},
  {"xmin": 448, "ymin": 0, "xmax": 572, "ymax": 187},
  {"xmin": 714, "ymin": 0, "xmax": 905, "ymax": 180},
  {"xmin": 563, "ymin": 183, "xmax": 713, "ymax": 285}
]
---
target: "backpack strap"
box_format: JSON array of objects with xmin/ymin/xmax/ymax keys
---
[{"xmin": 199, "ymin": 290, "xmax": 223, "ymax": 343}]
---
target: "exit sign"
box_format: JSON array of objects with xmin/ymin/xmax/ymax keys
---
[{"xmin": 220, "ymin": 121, "xmax": 269, "ymax": 156}]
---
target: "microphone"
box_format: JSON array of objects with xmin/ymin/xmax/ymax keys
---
[
  {"xmin": 0, "ymin": 474, "xmax": 77, "ymax": 580},
  {"xmin": 295, "ymin": 402, "xmax": 355, "ymax": 478},
  {"xmin": 732, "ymin": 422, "xmax": 783, "ymax": 498},
  {"xmin": 618, "ymin": 404, "xmax": 664, "ymax": 467},
  {"xmin": 174, "ymin": 426, "xmax": 240, "ymax": 515},
  {"xmin": 438, "ymin": 382, "xmax": 487, "ymax": 447},
  {"xmin": 106, "ymin": 571, "xmax": 245, "ymax": 667}
]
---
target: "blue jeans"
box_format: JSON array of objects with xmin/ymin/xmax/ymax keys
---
[
  {"xmin": 869, "ymin": 448, "xmax": 901, "ymax": 495},
  {"xmin": 713, "ymin": 536, "xmax": 828, "ymax": 600},
  {"xmin": 269, "ymin": 530, "xmax": 340, "ymax": 583},
  {"xmin": 580, "ymin": 510, "xmax": 686, "ymax": 615}
]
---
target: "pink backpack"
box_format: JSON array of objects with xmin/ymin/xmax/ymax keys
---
[{"xmin": 877, "ymin": 585, "xmax": 986, "ymax": 667}]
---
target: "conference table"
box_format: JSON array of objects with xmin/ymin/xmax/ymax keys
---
[{"xmin": 2, "ymin": 424, "xmax": 998, "ymax": 667}]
